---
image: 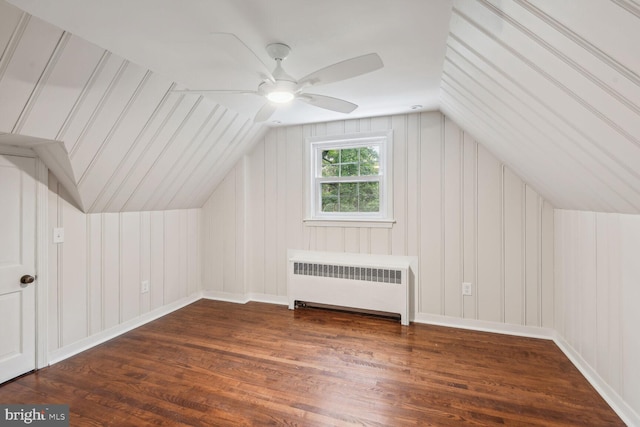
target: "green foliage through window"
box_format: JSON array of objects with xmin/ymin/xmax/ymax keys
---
[
  {"xmin": 319, "ymin": 146, "xmax": 380, "ymax": 214},
  {"xmin": 321, "ymin": 147, "xmax": 379, "ymax": 178},
  {"xmin": 321, "ymin": 182, "xmax": 379, "ymax": 213}
]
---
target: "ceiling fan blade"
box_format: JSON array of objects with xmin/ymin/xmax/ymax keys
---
[
  {"xmin": 298, "ymin": 53, "xmax": 383, "ymax": 87},
  {"xmin": 171, "ymin": 89, "xmax": 258, "ymax": 95},
  {"xmin": 254, "ymin": 102, "xmax": 277, "ymax": 122},
  {"xmin": 298, "ymin": 94, "xmax": 357, "ymax": 114}
]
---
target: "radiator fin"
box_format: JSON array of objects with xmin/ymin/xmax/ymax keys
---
[{"xmin": 293, "ymin": 262, "xmax": 402, "ymax": 284}]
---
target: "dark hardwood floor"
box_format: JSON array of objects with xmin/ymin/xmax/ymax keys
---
[{"xmin": 0, "ymin": 300, "xmax": 623, "ymax": 426}]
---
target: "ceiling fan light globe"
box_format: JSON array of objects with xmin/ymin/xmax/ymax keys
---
[{"xmin": 266, "ymin": 91, "xmax": 295, "ymax": 103}]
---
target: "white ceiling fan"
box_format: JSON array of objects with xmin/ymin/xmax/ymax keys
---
[{"xmin": 173, "ymin": 42, "xmax": 384, "ymax": 122}]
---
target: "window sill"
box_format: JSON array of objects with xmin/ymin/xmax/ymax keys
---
[{"xmin": 303, "ymin": 218, "xmax": 396, "ymax": 228}]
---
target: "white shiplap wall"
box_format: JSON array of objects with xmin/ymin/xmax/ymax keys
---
[
  {"xmin": 555, "ymin": 209, "xmax": 640, "ymax": 422},
  {"xmin": 47, "ymin": 171, "xmax": 201, "ymax": 359},
  {"xmin": 442, "ymin": 0, "xmax": 640, "ymax": 214},
  {"xmin": 201, "ymin": 159, "xmax": 247, "ymax": 301},
  {"xmin": 202, "ymin": 112, "xmax": 554, "ymax": 326},
  {"xmin": 0, "ymin": 0, "xmax": 264, "ymax": 213}
]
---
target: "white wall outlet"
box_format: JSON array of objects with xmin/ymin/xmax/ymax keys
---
[
  {"xmin": 53, "ymin": 227, "xmax": 64, "ymax": 244},
  {"xmin": 141, "ymin": 280, "xmax": 150, "ymax": 294},
  {"xmin": 462, "ymin": 282, "xmax": 473, "ymax": 296}
]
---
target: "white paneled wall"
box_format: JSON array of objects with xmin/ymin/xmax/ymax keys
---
[
  {"xmin": 202, "ymin": 112, "xmax": 554, "ymax": 326},
  {"xmin": 0, "ymin": 0, "xmax": 264, "ymax": 213},
  {"xmin": 201, "ymin": 160, "xmax": 246, "ymax": 299},
  {"xmin": 443, "ymin": 0, "xmax": 640, "ymax": 214},
  {"xmin": 555, "ymin": 210, "xmax": 640, "ymax": 420},
  {"xmin": 47, "ymin": 172, "xmax": 201, "ymax": 354}
]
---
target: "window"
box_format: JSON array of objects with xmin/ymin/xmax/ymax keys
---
[{"xmin": 306, "ymin": 130, "xmax": 393, "ymax": 225}]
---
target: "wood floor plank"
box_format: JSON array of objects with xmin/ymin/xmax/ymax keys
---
[{"xmin": 0, "ymin": 300, "xmax": 623, "ymax": 426}]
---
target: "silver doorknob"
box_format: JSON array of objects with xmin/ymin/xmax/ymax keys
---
[{"xmin": 20, "ymin": 275, "xmax": 35, "ymax": 285}]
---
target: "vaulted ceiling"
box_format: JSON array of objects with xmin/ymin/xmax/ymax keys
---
[
  {"xmin": 1, "ymin": 0, "xmax": 639, "ymax": 214},
  {"xmin": 0, "ymin": 0, "xmax": 266, "ymax": 212},
  {"xmin": 442, "ymin": 0, "xmax": 640, "ymax": 214}
]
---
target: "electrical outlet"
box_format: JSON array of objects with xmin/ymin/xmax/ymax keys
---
[
  {"xmin": 141, "ymin": 280, "xmax": 150, "ymax": 294},
  {"xmin": 53, "ymin": 227, "xmax": 64, "ymax": 244},
  {"xmin": 462, "ymin": 282, "xmax": 472, "ymax": 296}
]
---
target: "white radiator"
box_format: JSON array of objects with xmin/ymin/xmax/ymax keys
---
[{"xmin": 287, "ymin": 250, "xmax": 415, "ymax": 325}]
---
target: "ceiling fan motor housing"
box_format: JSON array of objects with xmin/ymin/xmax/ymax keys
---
[
  {"xmin": 261, "ymin": 80, "xmax": 297, "ymax": 103},
  {"xmin": 266, "ymin": 43, "xmax": 291, "ymax": 61}
]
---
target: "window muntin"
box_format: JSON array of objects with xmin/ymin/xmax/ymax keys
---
[
  {"xmin": 321, "ymin": 146, "xmax": 379, "ymax": 178},
  {"xmin": 308, "ymin": 131, "xmax": 392, "ymax": 222},
  {"xmin": 321, "ymin": 181, "xmax": 379, "ymax": 213}
]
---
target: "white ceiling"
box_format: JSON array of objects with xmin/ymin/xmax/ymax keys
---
[
  {"xmin": 2, "ymin": 0, "xmax": 639, "ymax": 215},
  {"xmin": 8, "ymin": 0, "xmax": 453, "ymax": 126}
]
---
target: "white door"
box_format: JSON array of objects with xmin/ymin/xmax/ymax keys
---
[{"xmin": 0, "ymin": 154, "xmax": 36, "ymax": 384}]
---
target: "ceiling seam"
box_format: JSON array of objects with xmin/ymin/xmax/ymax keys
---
[
  {"xmin": 171, "ymin": 112, "xmax": 242, "ymax": 207},
  {"xmin": 144, "ymin": 104, "xmax": 221, "ymax": 211},
  {"xmin": 203, "ymin": 121, "xmax": 257, "ymax": 189},
  {"xmin": 441, "ymin": 75, "xmax": 627, "ymax": 212},
  {"xmin": 188, "ymin": 120, "xmax": 256, "ymax": 208},
  {"xmin": 55, "ymin": 50, "xmax": 111, "ymax": 148},
  {"xmin": 440, "ymin": 83, "xmax": 595, "ymax": 211},
  {"xmin": 179, "ymin": 113, "xmax": 246, "ymax": 206},
  {"xmin": 122, "ymin": 95, "xmax": 204, "ymax": 211},
  {"xmin": 480, "ymin": 0, "xmax": 640, "ymax": 119},
  {"xmin": 441, "ymin": 76, "xmax": 571, "ymax": 202},
  {"xmin": 154, "ymin": 107, "xmax": 230, "ymax": 209},
  {"xmin": 55, "ymin": 50, "xmax": 111, "ymax": 144},
  {"xmin": 516, "ymin": 0, "xmax": 640, "ymax": 86},
  {"xmin": 445, "ymin": 34, "xmax": 640, "ymax": 191},
  {"xmin": 89, "ymin": 81, "xmax": 177, "ymax": 212},
  {"xmin": 439, "ymin": 98, "xmax": 563, "ymax": 210},
  {"xmin": 444, "ymin": 47, "xmax": 640, "ymax": 208},
  {"xmin": 104, "ymin": 92, "xmax": 186, "ymax": 212},
  {"xmin": 150, "ymin": 105, "xmax": 226, "ymax": 210},
  {"xmin": 12, "ymin": 31, "xmax": 70, "ymax": 134},
  {"xmin": 452, "ymin": 6, "xmax": 640, "ymax": 152},
  {"xmin": 69, "ymin": 58, "xmax": 129, "ymax": 159},
  {"xmin": 0, "ymin": 11, "xmax": 29, "ymax": 82},
  {"xmin": 78, "ymin": 69, "xmax": 153, "ymax": 189}
]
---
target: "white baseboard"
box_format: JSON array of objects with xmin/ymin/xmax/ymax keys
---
[
  {"xmin": 553, "ymin": 333, "xmax": 639, "ymax": 427},
  {"xmin": 48, "ymin": 294, "xmax": 202, "ymax": 365},
  {"xmin": 201, "ymin": 290, "xmax": 249, "ymax": 304},
  {"xmin": 201, "ymin": 291, "xmax": 288, "ymax": 306},
  {"xmin": 248, "ymin": 293, "xmax": 288, "ymax": 306},
  {"xmin": 412, "ymin": 312, "xmax": 555, "ymax": 340},
  {"xmin": 413, "ymin": 312, "xmax": 637, "ymax": 426}
]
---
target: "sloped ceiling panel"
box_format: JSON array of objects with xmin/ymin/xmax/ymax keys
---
[
  {"xmin": 0, "ymin": 0, "xmax": 265, "ymax": 213},
  {"xmin": 441, "ymin": 0, "xmax": 640, "ymax": 214}
]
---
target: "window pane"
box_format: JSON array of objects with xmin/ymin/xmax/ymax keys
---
[
  {"xmin": 322, "ymin": 197, "xmax": 339, "ymax": 212},
  {"xmin": 321, "ymin": 150, "xmax": 339, "ymax": 177},
  {"xmin": 341, "ymin": 148, "xmax": 358, "ymax": 162},
  {"xmin": 341, "ymin": 196, "xmax": 358, "ymax": 212},
  {"xmin": 320, "ymin": 181, "xmax": 380, "ymax": 213},
  {"xmin": 322, "ymin": 183, "xmax": 339, "ymax": 196},
  {"xmin": 359, "ymin": 163, "xmax": 378, "ymax": 176},
  {"xmin": 322, "ymin": 164, "xmax": 339, "ymax": 177},
  {"xmin": 360, "ymin": 182, "xmax": 379, "ymax": 212},
  {"xmin": 322, "ymin": 150, "xmax": 339, "ymax": 164},
  {"xmin": 312, "ymin": 135, "xmax": 388, "ymax": 219},
  {"xmin": 340, "ymin": 182, "xmax": 358, "ymax": 197},
  {"xmin": 359, "ymin": 147, "xmax": 380, "ymax": 176},
  {"xmin": 340, "ymin": 163, "xmax": 358, "ymax": 177},
  {"xmin": 321, "ymin": 183, "xmax": 339, "ymax": 212}
]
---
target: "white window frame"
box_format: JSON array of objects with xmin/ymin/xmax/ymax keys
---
[{"xmin": 304, "ymin": 130, "xmax": 394, "ymax": 227}]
